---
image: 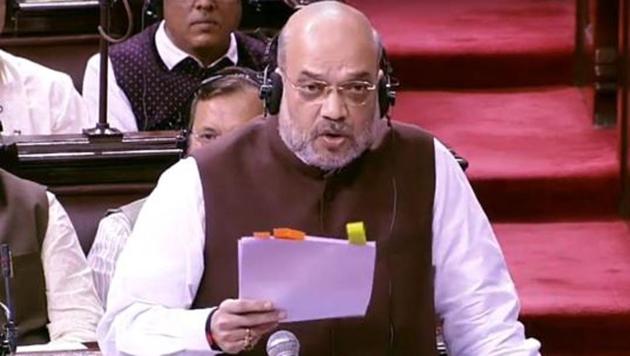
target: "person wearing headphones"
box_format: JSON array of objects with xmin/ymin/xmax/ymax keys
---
[
  {"xmin": 82, "ymin": 0, "xmax": 269, "ymax": 132},
  {"xmin": 87, "ymin": 66, "xmax": 264, "ymax": 306},
  {"xmin": 98, "ymin": 2, "xmax": 540, "ymax": 355}
]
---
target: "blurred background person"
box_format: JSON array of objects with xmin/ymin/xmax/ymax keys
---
[
  {"xmin": 0, "ymin": 0, "xmax": 89, "ymax": 135},
  {"xmin": 82, "ymin": 0, "xmax": 270, "ymax": 132},
  {"xmin": 87, "ymin": 66, "xmax": 264, "ymax": 305},
  {"xmin": 0, "ymin": 167, "xmax": 102, "ymax": 345}
]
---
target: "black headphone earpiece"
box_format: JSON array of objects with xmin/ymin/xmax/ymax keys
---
[
  {"xmin": 259, "ymin": 36, "xmax": 398, "ymax": 119},
  {"xmin": 377, "ymin": 75, "xmax": 393, "ymax": 119},
  {"xmin": 377, "ymin": 49, "xmax": 398, "ymax": 120},
  {"xmin": 260, "ymin": 68, "xmax": 284, "ymax": 116},
  {"xmin": 260, "ymin": 35, "xmax": 282, "ymax": 116}
]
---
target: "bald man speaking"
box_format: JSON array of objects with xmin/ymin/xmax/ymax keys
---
[{"xmin": 98, "ymin": 2, "xmax": 541, "ymax": 355}]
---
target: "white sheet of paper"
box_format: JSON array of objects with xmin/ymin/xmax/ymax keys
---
[{"xmin": 238, "ymin": 235, "xmax": 376, "ymax": 323}]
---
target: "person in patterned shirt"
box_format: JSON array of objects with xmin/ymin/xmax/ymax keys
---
[{"xmin": 82, "ymin": 0, "xmax": 270, "ymax": 132}]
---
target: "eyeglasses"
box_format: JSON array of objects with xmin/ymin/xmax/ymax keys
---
[
  {"xmin": 283, "ymin": 74, "xmax": 377, "ymax": 106},
  {"xmin": 190, "ymin": 130, "xmax": 218, "ymax": 145}
]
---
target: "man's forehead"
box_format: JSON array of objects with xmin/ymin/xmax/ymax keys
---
[
  {"xmin": 196, "ymin": 89, "xmax": 261, "ymax": 115},
  {"xmin": 285, "ymin": 44, "xmax": 379, "ymax": 80},
  {"xmin": 285, "ymin": 24, "xmax": 378, "ymax": 67}
]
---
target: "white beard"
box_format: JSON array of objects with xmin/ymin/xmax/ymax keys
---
[{"xmin": 278, "ymin": 111, "xmax": 380, "ymax": 171}]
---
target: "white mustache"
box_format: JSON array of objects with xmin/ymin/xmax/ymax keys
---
[{"xmin": 312, "ymin": 122, "xmax": 352, "ymax": 138}]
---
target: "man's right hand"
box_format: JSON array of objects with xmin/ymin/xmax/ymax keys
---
[{"xmin": 210, "ymin": 299, "xmax": 287, "ymax": 354}]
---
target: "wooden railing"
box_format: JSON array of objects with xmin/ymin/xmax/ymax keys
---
[
  {"xmin": 1, "ymin": 131, "xmax": 185, "ymax": 253},
  {"xmin": 575, "ymin": 0, "xmax": 591, "ymax": 86},
  {"xmin": 592, "ymin": 0, "xmax": 620, "ymax": 127},
  {"xmin": 575, "ymin": 0, "xmax": 621, "ymax": 126}
]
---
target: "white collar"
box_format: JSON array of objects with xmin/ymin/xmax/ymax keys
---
[{"xmin": 155, "ymin": 20, "xmax": 238, "ymax": 71}]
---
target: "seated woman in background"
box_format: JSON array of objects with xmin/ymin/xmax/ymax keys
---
[
  {"xmin": 0, "ymin": 0, "xmax": 90, "ymax": 135},
  {"xmin": 0, "ymin": 167, "xmax": 102, "ymax": 345},
  {"xmin": 88, "ymin": 66, "xmax": 265, "ymax": 306}
]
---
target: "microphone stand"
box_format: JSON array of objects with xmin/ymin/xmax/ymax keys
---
[
  {"xmin": 82, "ymin": 0, "xmax": 133, "ymax": 142},
  {"xmin": 0, "ymin": 244, "xmax": 16, "ymax": 356}
]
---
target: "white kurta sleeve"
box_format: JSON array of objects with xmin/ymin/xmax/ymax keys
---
[
  {"xmin": 42, "ymin": 192, "xmax": 104, "ymax": 343},
  {"xmin": 97, "ymin": 158, "xmax": 217, "ymax": 355},
  {"xmin": 87, "ymin": 212, "xmax": 134, "ymax": 306},
  {"xmin": 48, "ymin": 73, "xmax": 91, "ymax": 134},
  {"xmin": 432, "ymin": 139, "xmax": 541, "ymax": 355}
]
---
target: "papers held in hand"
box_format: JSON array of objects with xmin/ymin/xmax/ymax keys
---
[{"xmin": 238, "ymin": 235, "xmax": 376, "ymax": 323}]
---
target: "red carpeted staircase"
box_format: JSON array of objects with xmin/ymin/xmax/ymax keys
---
[{"xmin": 347, "ymin": 0, "xmax": 630, "ymax": 354}]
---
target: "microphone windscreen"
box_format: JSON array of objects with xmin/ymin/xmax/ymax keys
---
[{"xmin": 266, "ymin": 330, "xmax": 300, "ymax": 356}]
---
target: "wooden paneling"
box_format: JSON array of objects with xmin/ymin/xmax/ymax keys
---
[
  {"xmin": 593, "ymin": 0, "xmax": 620, "ymax": 126},
  {"xmin": 1, "ymin": 131, "xmax": 185, "ymax": 253},
  {"xmin": 619, "ymin": 0, "xmax": 630, "ymax": 216}
]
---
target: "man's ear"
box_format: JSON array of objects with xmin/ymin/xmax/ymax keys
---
[{"xmin": 377, "ymin": 68, "xmax": 384, "ymax": 82}]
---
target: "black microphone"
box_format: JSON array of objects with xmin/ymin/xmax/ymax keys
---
[
  {"xmin": 0, "ymin": 244, "xmax": 16, "ymax": 355},
  {"xmin": 266, "ymin": 330, "xmax": 299, "ymax": 356}
]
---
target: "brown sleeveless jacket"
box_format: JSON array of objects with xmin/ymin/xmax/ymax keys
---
[
  {"xmin": 0, "ymin": 169, "xmax": 50, "ymax": 345},
  {"xmin": 192, "ymin": 117, "xmax": 438, "ymax": 355}
]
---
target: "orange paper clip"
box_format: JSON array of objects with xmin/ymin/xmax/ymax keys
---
[{"xmin": 273, "ymin": 228, "xmax": 306, "ymax": 241}]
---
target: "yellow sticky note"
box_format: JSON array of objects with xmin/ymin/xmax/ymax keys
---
[{"xmin": 346, "ymin": 221, "xmax": 367, "ymax": 245}]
